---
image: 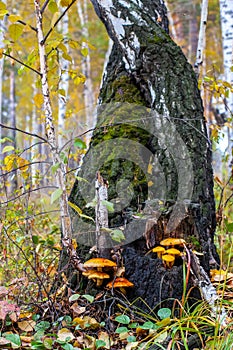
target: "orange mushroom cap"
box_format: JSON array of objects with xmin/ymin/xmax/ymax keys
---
[
  {"xmin": 83, "ymin": 258, "xmax": 117, "ymax": 268},
  {"xmin": 166, "ymin": 248, "xmax": 181, "ymax": 257},
  {"xmin": 152, "ymin": 246, "xmax": 166, "ymax": 258},
  {"xmin": 160, "ymin": 238, "xmax": 185, "ymax": 247},
  {"xmin": 106, "ymin": 277, "xmax": 134, "ymax": 289},
  {"xmin": 162, "ymin": 254, "xmax": 175, "ymax": 268}
]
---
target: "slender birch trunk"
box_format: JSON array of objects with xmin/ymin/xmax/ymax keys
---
[
  {"xmin": 9, "ymin": 67, "xmax": 17, "ymax": 192},
  {"xmin": 77, "ymin": 0, "xmax": 94, "ymax": 141},
  {"xmin": 34, "ymin": 0, "xmax": 85, "ymax": 272},
  {"xmin": 194, "ymin": 0, "xmax": 209, "ymax": 77},
  {"xmin": 58, "ymin": 12, "xmax": 69, "ymax": 148}
]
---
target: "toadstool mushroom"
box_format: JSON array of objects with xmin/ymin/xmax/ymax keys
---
[
  {"xmin": 160, "ymin": 238, "xmax": 185, "ymax": 248},
  {"xmin": 83, "ymin": 258, "xmax": 117, "ymax": 272},
  {"xmin": 166, "ymin": 248, "xmax": 181, "ymax": 257},
  {"xmin": 88, "ymin": 271, "xmax": 110, "ymax": 287},
  {"xmin": 106, "ymin": 277, "xmax": 134, "ymax": 293},
  {"xmin": 152, "ymin": 246, "xmax": 166, "ymax": 259},
  {"xmin": 162, "ymin": 254, "xmax": 175, "ymax": 268}
]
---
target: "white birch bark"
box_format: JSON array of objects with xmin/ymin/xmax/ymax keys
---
[
  {"xmin": 34, "ymin": 0, "xmax": 85, "ymax": 272},
  {"xmin": 95, "ymin": 172, "xmax": 108, "ymax": 254},
  {"xmin": 77, "ymin": 0, "xmax": 95, "ymax": 139},
  {"xmin": 58, "ymin": 12, "xmax": 69, "ymax": 148},
  {"xmin": 194, "ymin": 0, "xmax": 208, "ymax": 77},
  {"xmin": 219, "ymin": 0, "xmax": 233, "ymax": 118}
]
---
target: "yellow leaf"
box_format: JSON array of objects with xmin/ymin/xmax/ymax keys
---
[
  {"xmin": 4, "ymin": 154, "xmax": 16, "ymax": 172},
  {"xmin": 148, "ymin": 181, "xmax": 153, "ymax": 187},
  {"xmin": 57, "ymin": 328, "xmax": 75, "ymax": 342},
  {"xmin": 9, "ymin": 23, "xmax": 24, "ymax": 41},
  {"xmin": 0, "ymin": 48, "xmax": 3, "ymax": 58},
  {"xmin": 17, "ymin": 157, "xmax": 29, "ymax": 173},
  {"xmin": 18, "ymin": 320, "xmax": 36, "ymax": 332},
  {"xmin": 8, "ymin": 15, "xmax": 22, "ymax": 23},
  {"xmin": 0, "ymin": 1, "xmax": 8, "ymax": 18},
  {"xmin": 34, "ymin": 93, "xmax": 44, "ymax": 108},
  {"xmin": 59, "ymin": 0, "xmax": 72, "ymax": 6},
  {"xmin": 51, "ymin": 12, "xmax": 60, "ymax": 28}
]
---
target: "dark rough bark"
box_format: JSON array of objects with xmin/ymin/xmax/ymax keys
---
[{"xmin": 66, "ymin": 0, "xmax": 219, "ymax": 311}]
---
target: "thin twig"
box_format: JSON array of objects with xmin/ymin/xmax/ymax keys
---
[
  {"xmin": 3, "ymin": 53, "xmax": 42, "ymax": 76},
  {"xmin": 0, "ymin": 186, "xmax": 57, "ymax": 205},
  {"xmin": 0, "ymin": 123, "xmax": 48, "ymax": 142},
  {"xmin": 1, "ymin": 161, "xmax": 52, "ymax": 177},
  {"xmin": 42, "ymin": 0, "xmax": 77, "ymax": 44},
  {"xmin": 41, "ymin": 0, "xmax": 50, "ymax": 14},
  {"xmin": 6, "ymin": 14, "xmax": 37, "ymax": 32}
]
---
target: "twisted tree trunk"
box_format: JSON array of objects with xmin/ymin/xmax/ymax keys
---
[{"xmin": 67, "ymin": 0, "xmax": 219, "ymax": 311}]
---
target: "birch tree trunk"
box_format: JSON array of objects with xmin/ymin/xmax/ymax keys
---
[
  {"xmin": 58, "ymin": 11, "xmax": 69, "ymax": 148},
  {"xmin": 77, "ymin": 0, "xmax": 95, "ymax": 143},
  {"xmin": 67, "ymin": 0, "xmax": 219, "ymax": 310},
  {"xmin": 34, "ymin": 0, "xmax": 84, "ymax": 272}
]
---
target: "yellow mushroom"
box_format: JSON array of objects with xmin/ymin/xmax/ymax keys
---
[
  {"xmin": 162, "ymin": 254, "xmax": 175, "ymax": 268},
  {"xmin": 152, "ymin": 246, "xmax": 166, "ymax": 259},
  {"xmin": 160, "ymin": 238, "xmax": 185, "ymax": 248},
  {"xmin": 166, "ymin": 248, "xmax": 181, "ymax": 257}
]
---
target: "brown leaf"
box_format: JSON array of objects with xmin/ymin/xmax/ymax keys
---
[
  {"xmin": 18, "ymin": 320, "xmax": 36, "ymax": 332},
  {"xmin": 0, "ymin": 300, "xmax": 20, "ymax": 322},
  {"xmin": 70, "ymin": 302, "xmax": 86, "ymax": 316},
  {"xmin": 0, "ymin": 286, "xmax": 8, "ymax": 298}
]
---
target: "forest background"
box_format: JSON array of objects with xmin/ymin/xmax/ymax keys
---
[{"xmin": 0, "ymin": 0, "xmax": 233, "ymax": 349}]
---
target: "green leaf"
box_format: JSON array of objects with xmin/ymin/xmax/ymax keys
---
[
  {"xmin": 140, "ymin": 321, "xmax": 157, "ymax": 330},
  {"xmin": 2, "ymin": 145, "xmax": 14, "ymax": 153},
  {"xmin": 115, "ymin": 326, "xmax": 129, "ymax": 333},
  {"xmin": 82, "ymin": 294, "xmax": 94, "ymax": 303},
  {"xmin": 74, "ymin": 138, "xmax": 86, "ymax": 149},
  {"xmin": 32, "ymin": 235, "xmax": 39, "ymax": 244},
  {"xmin": 51, "ymin": 188, "xmax": 63, "ymax": 204},
  {"xmin": 69, "ymin": 294, "xmax": 80, "ymax": 302},
  {"xmin": 81, "ymin": 47, "xmax": 88, "ymax": 57},
  {"xmin": 95, "ymin": 340, "xmax": 106, "ymax": 349},
  {"xmin": 62, "ymin": 344, "xmax": 75, "ymax": 350},
  {"xmin": 110, "ymin": 229, "xmax": 125, "ymax": 243},
  {"xmin": 0, "ymin": 137, "xmax": 14, "ymax": 143},
  {"xmin": 115, "ymin": 315, "xmax": 130, "ymax": 324},
  {"xmin": 34, "ymin": 321, "xmax": 51, "ymax": 332},
  {"xmin": 4, "ymin": 334, "xmax": 21, "ymax": 347},
  {"xmin": 226, "ymin": 222, "xmax": 233, "ymax": 233},
  {"xmin": 9, "ymin": 23, "xmax": 24, "ymax": 41},
  {"xmin": 157, "ymin": 308, "xmax": 171, "ymax": 320},
  {"xmin": 51, "ymin": 162, "xmax": 60, "ymax": 174},
  {"xmin": 101, "ymin": 200, "xmax": 114, "ymax": 213},
  {"xmin": 48, "ymin": 0, "xmax": 59, "ymax": 13},
  {"xmin": 127, "ymin": 335, "xmax": 137, "ymax": 342}
]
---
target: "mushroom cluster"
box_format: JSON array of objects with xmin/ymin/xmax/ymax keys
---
[
  {"xmin": 151, "ymin": 238, "xmax": 185, "ymax": 268},
  {"xmin": 83, "ymin": 258, "xmax": 117, "ymax": 286},
  {"xmin": 82, "ymin": 258, "xmax": 134, "ymax": 290}
]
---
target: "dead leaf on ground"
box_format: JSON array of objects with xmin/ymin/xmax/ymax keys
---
[{"xmin": 18, "ymin": 320, "xmax": 36, "ymax": 332}]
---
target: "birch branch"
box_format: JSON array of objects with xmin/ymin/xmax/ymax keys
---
[
  {"xmin": 33, "ymin": 0, "xmax": 85, "ymax": 272},
  {"xmin": 194, "ymin": 0, "xmax": 208, "ymax": 77}
]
